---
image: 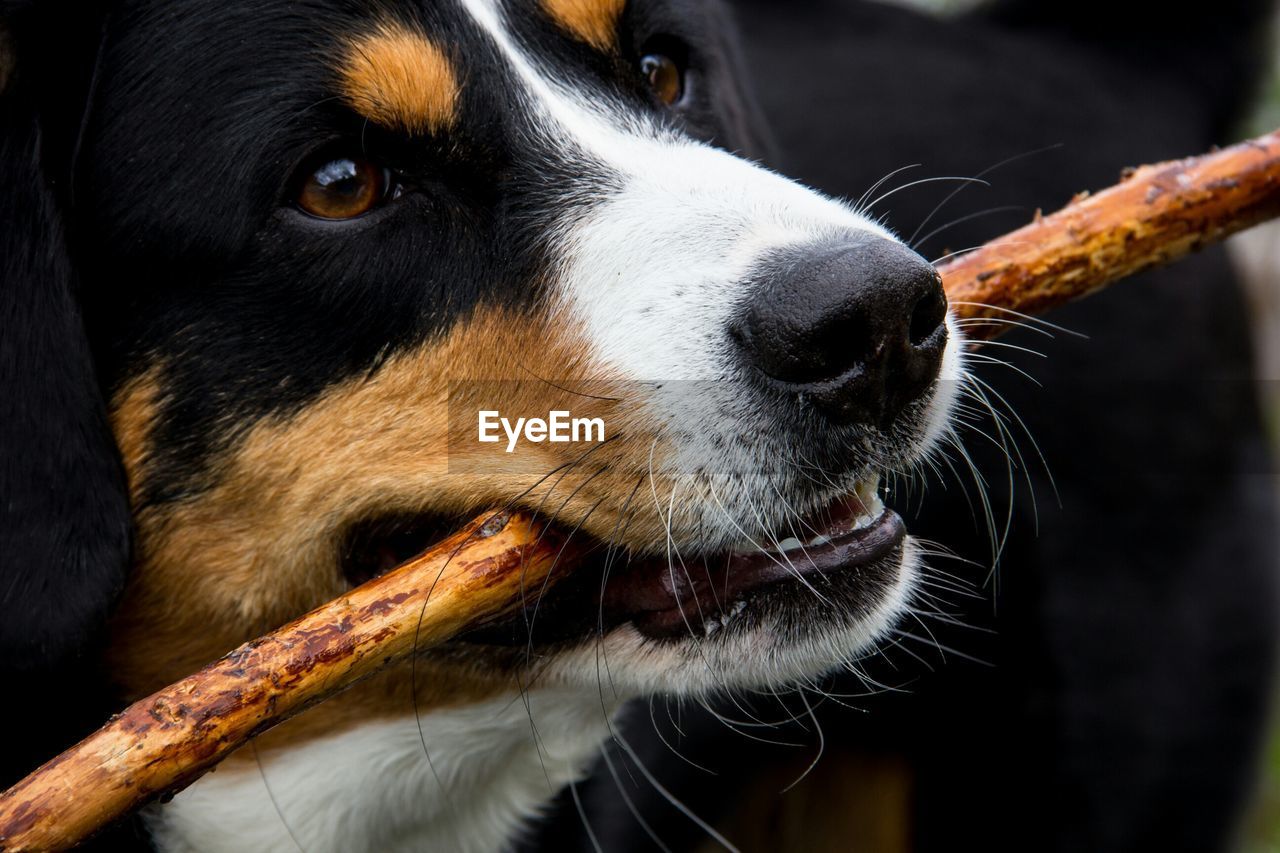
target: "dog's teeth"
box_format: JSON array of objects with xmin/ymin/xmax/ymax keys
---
[
  {"xmin": 728, "ymin": 479, "xmax": 885, "ymax": 557},
  {"xmin": 854, "ymin": 475, "xmax": 881, "ymax": 505}
]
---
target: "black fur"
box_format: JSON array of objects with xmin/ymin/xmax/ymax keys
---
[
  {"xmin": 0, "ymin": 3, "xmax": 132, "ymax": 795},
  {"xmin": 66, "ymin": 0, "xmax": 763, "ymax": 510}
]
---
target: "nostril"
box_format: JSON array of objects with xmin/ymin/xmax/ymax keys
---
[
  {"xmin": 734, "ymin": 306, "xmax": 870, "ymax": 386},
  {"xmin": 908, "ymin": 282, "xmax": 947, "ymax": 346},
  {"xmin": 733, "ymin": 236, "xmax": 948, "ymax": 428},
  {"xmin": 807, "ymin": 309, "xmax": 870, "ymax": 380}
]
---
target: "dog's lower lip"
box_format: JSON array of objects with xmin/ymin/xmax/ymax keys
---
[{"xmin": 602, "ymin": 497, "xmax": 906, "ymax": 639}]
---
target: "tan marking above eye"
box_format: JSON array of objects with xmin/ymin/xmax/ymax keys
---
[
  {"xmin": 542, "ymin": 0, "xmax": 626, "ymax": 52},
  {"xmin": 340, "ymin": 22, "xmax": 460, "ymax": 135}
]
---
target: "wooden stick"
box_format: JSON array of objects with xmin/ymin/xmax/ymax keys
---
[
  {"xmin": 4, "ymin": 128, "xmax": 1280, "ymax": 851},
  {"xmin": 0, "ymin": 511, "xmax": 575, "ymax": 851},
  {"xmin": 940, "ymin": 129, "xmax": 1280, "ymax": 339}
]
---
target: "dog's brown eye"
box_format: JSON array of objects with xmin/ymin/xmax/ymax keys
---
[
  {"xmin": 640, "ymin": 54, "xmax": 682, "ymax": 106},
  {"xmin": 296, "ymin": 156, "xmax": 387, "ymax": 220}
]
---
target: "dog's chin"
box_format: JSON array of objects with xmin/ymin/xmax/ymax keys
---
[{"xmin": 448, "ymin": 483, "xmax": 916, "ymax": 696}]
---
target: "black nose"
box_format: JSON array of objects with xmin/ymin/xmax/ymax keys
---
[{"xmin": 731, "ymin": 235, "xmax": 949, "ymax": 427}]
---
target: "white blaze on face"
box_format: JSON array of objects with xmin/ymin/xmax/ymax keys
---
[
  {"xmin": 455, "ymin": 0, "xmax": 902, "ymax": 384},
  {"xmin": 456, "ymin": 0, "xmax": 964, "ymax": 546}
]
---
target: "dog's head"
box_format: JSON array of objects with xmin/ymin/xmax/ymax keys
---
[{"xmin": 0, "ymin": 0, "xmax": 961, "ymax": 715}]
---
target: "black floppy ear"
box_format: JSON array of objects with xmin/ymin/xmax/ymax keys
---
[{"xmin": 0, "ymin": 10, "xmax": 131, "ymax": 676}]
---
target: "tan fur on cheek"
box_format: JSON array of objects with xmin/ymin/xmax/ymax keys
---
[
  {"xmin": 110, "ymin": 371, "xmax": 164, "ymax": 505},
  {"xmin": 542, "ymin": 0, "xmax": 626, "ymax": 52},
  {"xmin": 104, "ymin": 307, "xmax": 672, "ymax": 704},
  {"xmin": 340, "ymin": 22, "xmax": 460, "ymax": 135}
]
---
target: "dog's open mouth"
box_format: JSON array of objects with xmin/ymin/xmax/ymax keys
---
[
  {"xmin": 598, "ymin": 479, "xmax": 905, "ymax": 638},
  {"xmin": 342, "ymin": 478, "xmax": 905, "ymax": 646}
]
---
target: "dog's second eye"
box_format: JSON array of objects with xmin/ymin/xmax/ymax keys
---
[
  {"xmin": 296, "ymin": 156, "xmax": 388, "ymax": 220},
  {"xmin": 640, "ymin": 54, "xmax": 683, "ymax": 106}
]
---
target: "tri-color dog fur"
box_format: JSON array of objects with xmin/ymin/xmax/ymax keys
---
[
  {"xmin": 1, "ymin": 0, "xmax": 1275, "ymax": 851},
  {"xmin": 3, "ymin": 0, "xmax": 960, "ymax": 848}
]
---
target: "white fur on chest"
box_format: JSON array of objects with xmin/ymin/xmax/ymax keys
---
[{"xmin": 146, "ymin": 689, "xmax": 617, "ymax": 853}]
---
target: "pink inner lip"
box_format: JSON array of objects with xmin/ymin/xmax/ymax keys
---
[{"xmin": 602, "ymin": 494, "xmax": 907, "ymax": 638}]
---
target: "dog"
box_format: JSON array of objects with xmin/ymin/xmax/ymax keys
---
[
  {"xmin": 0, "ymin": 1, "xmax": 1274, "ymax": 852},
  {"xmin": 2, "ymin": 0, "xmax": 960, "ymax": 850}
]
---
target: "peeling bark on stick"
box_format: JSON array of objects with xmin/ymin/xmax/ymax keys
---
[
  {"xmin": 0, "ymin": 511, "xmax": 574, "ymax": 851},
  {"xmin": 939, "ymin": 129, "xmax": 1280, "ymax": 339},
  {"xmin": 4, "ymin": 128, "xmax": 1280, "ymax": 851}
]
